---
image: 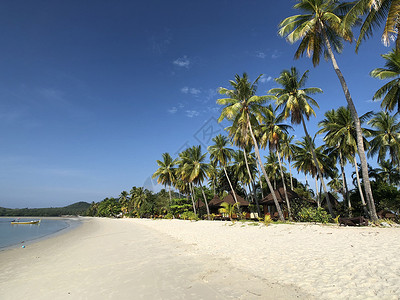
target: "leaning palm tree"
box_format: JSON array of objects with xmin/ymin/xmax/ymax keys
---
[
  {"xmin": 270, "ymin": 67, "xmax": 333, "ymax": 215},
  {"xmin": 345, "ymin": 0, "xmax": 400, "ymax": 51},
  {"xmin": 368, "ymin": 111, "xmax": 400, "ymax": 168},
  {"xmin": 208, "ymin": 134, "xmax": 239, "ymax": 204},
  {"xmin": 259, "ymin": 105, "xmax": 294, "ymax": 219},
  {"xmin": 217, "ymin": 73, "xmax": 285, "ymax": 221},
  {"xmin": 279, "ymin": 0, "xmax": 378, "ymax": 221},
  {"xmin": 280, "ymin": 135, "xmax": 296, "ymax": 189},
  {"xmin": 371, "ymin": 50, "xmax": 400, "ymax": 112},
  {"xmin": 178, "ymin": 146, "xmax": 211, "ymax": 219},
  {"xmin": 152, "ymin": 152, "xmax": 176, "ymax": 203}
]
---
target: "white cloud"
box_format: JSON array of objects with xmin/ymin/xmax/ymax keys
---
[
  {"xmin": 173, "ymin": 56, "xmax": 190, "ymax": 68},
  {"xmin": 271, "ymin": 50, "xmax": 280, "ymax": 59},
  {"xmin": 186, "ymin": 110, "xmax": 199, "ymax": 118},
  {"xmin": 256, "ymin": 51, "xmax": 266, "ymax": 59},
  {"xmin": 168, "ymin": 107, "xmax": 178, "ymax": 114},
  {"xmin": 181, "ymin": 86, "xmax": 201, "ymax": 95},
  {"xmin": 260, "ymin": 75, "xmax": 273, "ymax": 83}
]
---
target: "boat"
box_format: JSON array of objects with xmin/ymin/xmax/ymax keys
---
[{"xmin": 11, "ymin": 219, "xmax": 41, "ymax": 225}]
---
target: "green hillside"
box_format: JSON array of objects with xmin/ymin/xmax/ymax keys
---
[{"xmin": 0, "ymin": 201, "xmax": 91, "ymax": 217}]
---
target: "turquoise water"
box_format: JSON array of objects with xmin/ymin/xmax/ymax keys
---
[{"xmin": 0, "ymin": 218, "xmax": 78, "ymax": 250}]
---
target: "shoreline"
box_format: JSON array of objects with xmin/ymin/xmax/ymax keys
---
[
  {"xmin": 0, "ymin": 217, "xmax": 309, "ymax": 299},
  {"xmin": 1, "ymin": 217, "xmax": 399, "ymax": 299},
  {"xmin": 0, "ymin": 216, "xmax": 83, "ymax": 251}
]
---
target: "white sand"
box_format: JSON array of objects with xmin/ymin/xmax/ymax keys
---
[
  {"xmin": 133, "ymin": 218, "xmax": 400, "ymax": 300},
  {"xmin": 0, "ymin": 217, "xmax": 306, "ymax": 299}
]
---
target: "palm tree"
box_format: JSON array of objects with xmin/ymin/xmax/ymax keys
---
[
  {"xmin": 264, "ymin": 152, "xmax": 281, "ymax": 190},
  {"xmin": 270, "ymin": 67, "xmax": 333, "ymax": 215},
  {"xmin": 208, "ymin": 134, "xmax": 239, "ymax": 204},
  {"xmin": 119, "ymin": 191, "xmax": 129, "ymax": 216},
  {"xmin": 368, "ymin": 111, "xmax": 400, "ymax": 168},
  {"xmin": 281, "ymin": 135, "xmax": 296, "ymax": 189},
  {"xmin": 178, "ymin": 146, "xmax": 211, "ymax": 219},
  {"xmin": 377, "ymin": 159, "xmax": 400, "ymax": 185},
  {"xmin": 293, "ymin": 136, "xmax": 334, "ymax": 207},
  {"xmin": 219, "ymin": 202, "xmax": 239, "ymax": 222},
  {"xmin": 152, "ymin": 152, "xmax": 176, "ymax": 203},
  {"xmin": 279, "ymin": 0, "xmax": 378, "ymax": 221},
  {"xmin": 217, "ymin": 73, "xmax": 285, "ymax": 221},
  {"xmin": 318, "ymin": 107, "xmax": 373, "ymax": 216},
  {"xmin": 345, "ymin": 0, "xmax": 400, "ymax": 50},
  {"xmin": 371, "ymin": 50, "xmax": 400, "ymax": 112},
  {"xmin": 259, "ymin": 105, "xmax": 294, "ymax": 219}
]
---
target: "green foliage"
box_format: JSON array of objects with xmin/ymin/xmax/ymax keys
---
[
  {"xmin": 0, "ymin": 202, "xmax": 91, "ymax": 217},
  {"xmin": 263, "ymin": 214, "xmax": 273, "ymax": 226},
  {"xmin": 180, "ymin": 211, "xmax": 198, "ymax": 221},
  {"xmin": 297, "ymin": 207, "xmax": 332, "ymax": 223},
  {"xmin": 165, "ymin": 212, "xmax": 174, "ymax": 219}
]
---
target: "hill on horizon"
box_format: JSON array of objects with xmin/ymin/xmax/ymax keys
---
[{"xmin": 0, "ymin": 201, "xmax": 91, "ymax": 217}]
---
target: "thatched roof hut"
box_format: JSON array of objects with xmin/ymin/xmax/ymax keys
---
[
  {"xmin": 321, "ymin": 192, "xmax": 340, "ymax": 208},
  {"xmin": 260, "ymin": 187, "xmax": 315, "ymax": 205},
  {"xmin": 208, "ymin": 195, "xmax": 223, "ymax": 207},
  {"xmin": 222, "ymin": 192, "xmax": 249, "ymax": 206},
  {"xmin": 194, "ymin": 199, "xmax": 205, "ymax": 210}
]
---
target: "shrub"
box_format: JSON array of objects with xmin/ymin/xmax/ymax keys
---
[
  {"xmin": 263, "ymin": 214, "xmax": 273, "ymax": 226},
  {"xmin": 298, "ymin": 207, "xmax": 332, "ymax": 224},
  {"xmin": 180, "ymin": 211, "xmax": 198, "ymax": 221},
  {"xmin": 165, "ymin": 212, "xmax": 174, "ymax": 219}
]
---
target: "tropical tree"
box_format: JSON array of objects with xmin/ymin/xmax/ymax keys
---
[
  {"xmin": 281, "ymin": 135, "xmax": 296, "ymax": 189},
  {"xmin": 345, "ymin": 0, "xmax": 400, "ymax": 51},
  {"xmin": 152, "ymin": 152, "xmax": 176, "ymax": 203},
  {"xmin": 279, "ymin": 0, "xmax": 378, "ymax": 221},
  {"xmin": 318, "ymin": 106, "xmax": 373, "ymax": 216},
  {"xmin": 217, "ymin": 73, "xmax": 285, "ymax": 221},
  {"xmin": 259, "ymin": 104, "xmax": 294, "ymax": 219},
  {"xmin": 269, "ymin": 67, "xmax": 333, "ymax": 215},
  {"xmin": 368, "ymin": 111, "xmax": 400, "ymax": 168},
  {"xmin": 377, "ymin": 159, "xmax": 400, "ymax": 185},
  {"xmin": 178, "ymin": 146, "xmax": 211, "ymax": 219},
  {"xmin": 219, "ymin": 202, "xmax": 240, "ymax": 222},
  {"xmin": 208, "ymin": 134, "xmax": 239, "ymax": 204},
  {"xmin": 119, "ymin": 190, "xmax": 129, "ymax": 216},
  {"xmin": 292, "ymin": 136, "xmax": 334, "ymax": 208},
  {"xmin": 370, "ymin": 50, "xmax": 400, "ymax": 112}
]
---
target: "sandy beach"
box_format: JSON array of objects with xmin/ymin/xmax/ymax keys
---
[{"xmin": 0, "ymin": 218, "xmax": 399, "ymax": 299}]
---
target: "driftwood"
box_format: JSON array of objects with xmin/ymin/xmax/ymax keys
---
[{"xmin": 339, "ymin": 216, "xmax": 369, "ymax": 226}]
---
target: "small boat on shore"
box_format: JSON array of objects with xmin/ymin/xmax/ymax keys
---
[{"xmin": 11, "ymin": 219, "xmax": 41, "ymax": 225}]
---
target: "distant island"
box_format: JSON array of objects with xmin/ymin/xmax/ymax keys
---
[{"xmin": 0, "ymin": 201, "xmax": 91, "ymax": 217}]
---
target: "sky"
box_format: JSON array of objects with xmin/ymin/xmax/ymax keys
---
[{"xmin": 0, "ymin": 0, "xmax": 391, "ymax": 208}]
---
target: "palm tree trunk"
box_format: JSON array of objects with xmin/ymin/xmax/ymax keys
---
[
  {"xmin": 243, "ymin": 148, "xmax": 262, "ymax": 216},
  {"xmin": 248, "ymin": 120, "xmax": 285, "ymax": 221},
  {"xmin": 339, "ymin": 150, "xmax": 352, "ymax": 217},
  {"xmin": 200, "ymin": 184, "xmax": 210, "ymax": 220},
  {"xmin": 223, "ymin": 166, "xmax": 239, "ymax": 204},
  {"xmin": 289, "ymin": 160, "xmax": 294, "ymax": 189},
  {"xmin": 168, "ymin": 185, "xmax": 172, "ymax": 204},
  {"xmin": 354, "ymin": 155, "xmax": 369, "ymax": 217},
  {"xmin": 189, "ymin": 183, "xmax": 197, "ymax": 215},
  {"xmin": 314, "ymin": 174, "xmax": 320, "ymax": 207},
  {"xmin": 322, "ymin": 27, "xmax": 378, "ymax": 222},
  {"xmin": 276, "ymin": 150, "xmax": 292, "ymax": 220},
  {"xmin": 301, "ymin": 116, "xmax": 334, "ymax": 215},
  {"xmin": 256, "ymin": 163, "xmax": 265, "ymax": 199}
]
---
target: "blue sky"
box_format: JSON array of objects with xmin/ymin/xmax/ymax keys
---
[{"xmin": 0, "ymin": 0, "xmax": 390, "ymax": 208}]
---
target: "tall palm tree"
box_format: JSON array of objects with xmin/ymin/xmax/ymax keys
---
[
  {"xmin": 259, "ymin": 105, "xmax": 294, "ymax": 219},
  {"xmin": 368, "ymin": 111, "xmax": 400, "ymax": 168},
  {"xmin": 152, "ymin": 152, "xmax": 176, "ymax": 203},
  {"xmin": 280, "ymin": 135, "xmax": 296, "ymax": 189},
  {"xmin": 371, "ymin": 50, "xmax": 400, "ymax": 112},
  {"xmin": 217, "ymin": 73, "xmax": 285, "ymax": 221},
  {"xmin": 318, "ymin": 106, "xmax": 373, "ymax": 216},
  {"xmin": 264, "ymin": 152, "xmax": 281, "ymax": 190},
  {"xmin": 270, "ymin": 67, "xmax": 333, "ymax": 215},
  {"xmin": 377, "ymin": 159, "xmax": 400, "ymax": 185},
  {"xmin": 208, "ymin": 134, "xmax": 239, "ymax": 204},
  {"xmin": 293, "ymin": 137, "xmax": 333, "ymax": 207},
  {"xmin": 178, "ymin": 146, "xmax": 211, "ymax": 219},
  {"xmin": 279, "ymin": 0, "xmax": 378, "ymax": 221},
  {"xmin": 345, "ymin": 0, "xmax": 400, "ymax": 51}
]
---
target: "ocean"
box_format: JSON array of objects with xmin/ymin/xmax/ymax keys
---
[{"xmin": 0, "ymin": 217, "xmax": 80, "ymax": 250}]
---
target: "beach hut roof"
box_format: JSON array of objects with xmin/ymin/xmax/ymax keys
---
[
  {"xmin": 194, "ymin": 199, "xmax": 205, "ymax": 209},
  {"xmin": 260, "ymin": 187, "xmax": 307, "ymax": 205},
  {"xmin": 321, "ymin": 192, "xmax": 340, "ymax": 208},
  {"xmin": 222, "ymin": 192, "xmax": 249, "ymax": 206},
  {"xmin": 208, "ymin": 195, "xmax": 223, "ymax": 207}
]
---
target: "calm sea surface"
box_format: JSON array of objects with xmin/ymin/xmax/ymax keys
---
[{"xmin": 0, "ymin": 217, "xmax": 80, "ymax": 250}]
